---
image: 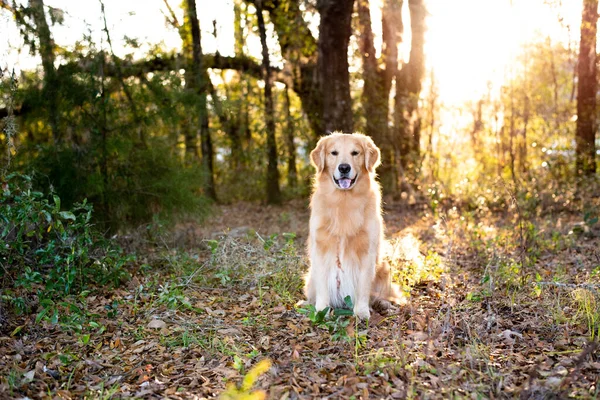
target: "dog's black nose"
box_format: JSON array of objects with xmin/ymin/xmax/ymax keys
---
[{"xmin": 338, "ymin": 164, "xmax": 351, "ymax": 174}]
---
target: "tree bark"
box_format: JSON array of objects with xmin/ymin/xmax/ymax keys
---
[
  {"xmin": 575, "ymin": 0, "xmax": 598, "ymax": 176},
  {"xmin": 29, "ymin": 0, "xmax": 60, "ymax": 143},
  {"xmin": 185, "ymin": 0, "xmax": 217, "ymax": 199},
  {"xmin": 284, "ymin": 85, "xmax": 298, "ymax": 189},
  {"xmin": 357, "ymin": 0, "xmax": 402, "ymax": 191},
  {"xmin": 394, "ymin": 0, "xmax": 425, "ymax": 180},
  {"xmin": 357, "ymin": 0, "xmax": 386, "ymax": 145},
  {"xmin": 317, "ymin": 0, "xmax": 355, "ymax": 134},
  {"xmin": 256, "ymin": 0, "xmax": 282, "ymax": 204}
]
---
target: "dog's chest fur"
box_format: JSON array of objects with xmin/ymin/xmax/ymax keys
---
[{"xmin": 310, "ymin": 191, "xmax": 379, "ymax": 307}]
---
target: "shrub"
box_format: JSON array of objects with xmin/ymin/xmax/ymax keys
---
[
  {"xmin": 0, "ymin": 173, "xmax": 133, "ymax": 315},
  {"xmin": 25, "ymin": 138, "xmax": 212, "ymax": 231}
]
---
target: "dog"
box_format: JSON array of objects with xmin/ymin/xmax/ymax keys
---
[{"xmin": 304, "ymin": 132, "xmax": 402, "ymax": 320}]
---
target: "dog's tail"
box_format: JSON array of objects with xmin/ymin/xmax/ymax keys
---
[{"xmin": 372, "ymin": 260, "xmax": 408, "ymax": 305}]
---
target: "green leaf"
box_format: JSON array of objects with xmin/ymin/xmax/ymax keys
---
[
  {"xmin": 343, "ymin": 295, "xmax": 353, "ymax": 309},
  {"xmin": 41, "ymin": 210, "xmax": 52, "ymax": 222},
  {"xmin": 80, "ymin": 334, "xmax": 90, "ymax": 345},
  {"xmin": 233, "ymin": 354, "xmax": 244, "ymax": 372},
  {"xmin": 53, "ymin": 195, "xmax": 61, "ymax": 211},
  {"xmin": 11, "ymin": 325, "xmax": 25, "ymax": 336},
  {"xmin": 314, "ymin": 307, "xmax": 329, "ymax": 323},
  {"xmin": 333, "ymin": 308, "xmax": 354, "ymax": 316},
  {"xmin": 59, "ymin": 211, "xmax": 76, "ymax": 221},
  {"xmin": 35, "ymin": 307, "xmax": 50, "ymax": 324}
]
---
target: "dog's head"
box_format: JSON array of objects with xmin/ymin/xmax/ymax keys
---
[{"xmin": 310, "ymin": 132, "xmax": 381, "ymax": 190}]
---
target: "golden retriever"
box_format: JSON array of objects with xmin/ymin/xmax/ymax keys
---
[{"xmin": 305, "ymin": 132, "xmax": 402, "ymax": 320}]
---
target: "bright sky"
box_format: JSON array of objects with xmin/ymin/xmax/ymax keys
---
[
  {"xmin": 0, "ymin": 0, "xmax": 585, "ymax": 107},
  {"xmin": 423, "ymin": 0, "xmax": 581, "ymax": 105}
]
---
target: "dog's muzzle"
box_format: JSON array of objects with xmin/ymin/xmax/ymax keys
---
[{"xmin": 333, "ymin": 163, "xmax": 357, "ymax": 189}]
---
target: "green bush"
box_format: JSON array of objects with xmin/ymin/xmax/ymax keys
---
[
  {"xmin": 24, "ymin": 138, "xmax": 212, "ymax": 231},
  {"xmin": 0, "ymin": 173, "xmax": 133, "ymax": 314}
]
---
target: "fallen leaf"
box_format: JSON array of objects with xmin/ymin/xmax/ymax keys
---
[
  {"xmin": 22, "ymin": 370, "xmax": 35, "ymax": 383},
  {"xmin": 147, "ymin": 319, "xmax": 167, "ymax": 329}
]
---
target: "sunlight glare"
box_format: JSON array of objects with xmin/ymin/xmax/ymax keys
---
[{"xmin": 424, "ymin": 0, "xmax": 581, "ymax": 106}]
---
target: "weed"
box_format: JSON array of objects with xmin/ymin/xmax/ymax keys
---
[
  {"xmin": 571, "ymin": 288, "xmax": 600, "ymax": 340},
  {"xmin": 298, "ymin": 295, "xmax": 354, "ymax": 342}
]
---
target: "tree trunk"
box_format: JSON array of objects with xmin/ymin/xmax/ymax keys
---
[
  {"xmin": 357, "ymin": 0, "xmax": 402, "ymax": 191},
  {"xmin": 575, "ymin": 0, "xmax": 598, "ymax": 176},
  {"xmin": 394, "ymin": 0, "xmax": 425, "ymax": 181},
  {"xmin": 29, "ymin": 0, "xmax": 60, "ymax": 143},
  {"xmin": 256, "ymin": 0, "xmax": 282, "ymax": 204},
  {"xmin": 185, "ymin": 0, "xmax": 217, "ymax": 200},
  {"xmin": 284, "ymin": 85, "xmax": 298, "ymax": 189},
  {"xmin": 317, "ymin": 0, "xmax": 355, "ymax": 134},
  {"xmin": 520, "ymin": 94, "xmax": 529, "ymax": 174}
]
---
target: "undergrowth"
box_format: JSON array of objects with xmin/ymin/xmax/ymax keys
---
[{"xmin": 0, "ymin": 173, "xmax": 132, "ymax": 324}]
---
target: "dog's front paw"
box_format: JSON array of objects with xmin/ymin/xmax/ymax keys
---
[
  {"xmin": 315, "ymin": 299, "xmax": 329, "ymax": 313},
  {"xmin": 354, "ymin": 303, "xmax": 370, "ymax": 320}
]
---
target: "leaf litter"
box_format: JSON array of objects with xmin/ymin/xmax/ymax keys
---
[{"xmin": 1, "ymin": 199, "xmax": 599, "ymax": 399}]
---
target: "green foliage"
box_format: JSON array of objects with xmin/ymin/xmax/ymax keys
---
[
  {"xmin": 571, "ymin": 289, "xmax": 600, "ymax": 340},
  {"xmin": 298, "ymin": 295, "xmax": 354, "ymax": 342},
  {"xmin": 26, "ymin": 138, "xmax": 212, "ymax": 231},
  {"xmin": 0, "ymin": 173, "xmax": 132, "ymax": 314}
]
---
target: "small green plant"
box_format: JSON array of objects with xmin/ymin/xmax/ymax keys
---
[
  {"xmin": 571, "ymin": 288, "xmax": 600, "ymax": 340},
  {"xmin": 298, "ymin": 296, "xmax": 354, "ymax": 342},
  {"xmin": 157, "ymin": 283, "xmax": 202, "ymax": 313}
]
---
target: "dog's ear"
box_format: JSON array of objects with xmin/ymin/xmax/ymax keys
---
[
  {"xmin": 310, "ymin": 137, "xmax": 327, "ymax": 173},
  {"xmin": 364, "ymin": 136, "xmax": 381, "ymax": 172}
]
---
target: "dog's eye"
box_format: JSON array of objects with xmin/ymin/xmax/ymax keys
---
[
  {"xmin": 351, "ymin": 151, "xmax": 359, "ymax": 156},
  {"xmin": 331, "ymin": 151, "xmax": 338, "ymax": 156}
]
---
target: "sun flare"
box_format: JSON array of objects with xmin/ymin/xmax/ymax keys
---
[{"xmin": 416, "ymin": 0, "xmax": 581, "ymax": 108}]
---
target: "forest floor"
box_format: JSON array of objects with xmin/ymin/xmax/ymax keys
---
[{"xmin": 1, "ymin": 199, "xmax": 600, "ymax": 399}]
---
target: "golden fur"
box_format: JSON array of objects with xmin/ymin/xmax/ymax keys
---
[{"xmin": 305, "ymin": 132, "xmax": 402, "ymax": 320}]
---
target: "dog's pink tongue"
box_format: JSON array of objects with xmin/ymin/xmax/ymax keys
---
[{"xmin": 339, "ymin": 178, "xmax": 352, "ymax": 189}]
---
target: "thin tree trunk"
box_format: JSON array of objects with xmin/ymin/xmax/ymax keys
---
[
  {"xmin": 382, "ymin": 0, "xmax": 403, "ymax": 192},
  {"xmin": 509, "ymin": 82, "xmax": 517, "ymax": 185},
  {"xmin": 100, "ymin": 50, "xmax": 109, "ymax": 224},
  {"xmin": 317, "ymin": 0, "xmax": 355, "ymax": 134},
  {"xmin": 520, "ymin": 94, "xmax": 529, "ymax": 174},
  {"xmin": 208, "ymin": 79, "xmax": 243, "ymax": 170},
  {"xmin": 575, "ymin": 0, "xmax": 598, "ymax": 175},
  {"xmin": 427, "ymin": 69, "xmax": 437, "ymax": 180},
  {"xmin": 186, "ymin": 0, "xmax": 217, "ymax": 200},
  {"xmin": 357, "ymin": 0, "xmax": 386, "ymax": 144},
  {"xmin": 357, "ymin": 0, "xmax": 402, "ymax": 191},
  {"xmin": 548, "ymin": 38, "xmax": 560, "ymax": 130},
  {"xmin": 256, "ymin": 0, "xmax": 282, "ymax": 204},
  {"xmin": 394, "ymin": 0, "xmax": 425, "ymax": 181},
  {"xmin": 284, "ymin": 85, "xmax": 298, "ymax": 189},
  {"xmin": 29, "ymin": 0, "xmax": 60, "ymax": 143},
  {"xmin": 100, "ymin": 0, "xmax": 146, "ymax": 147}
]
